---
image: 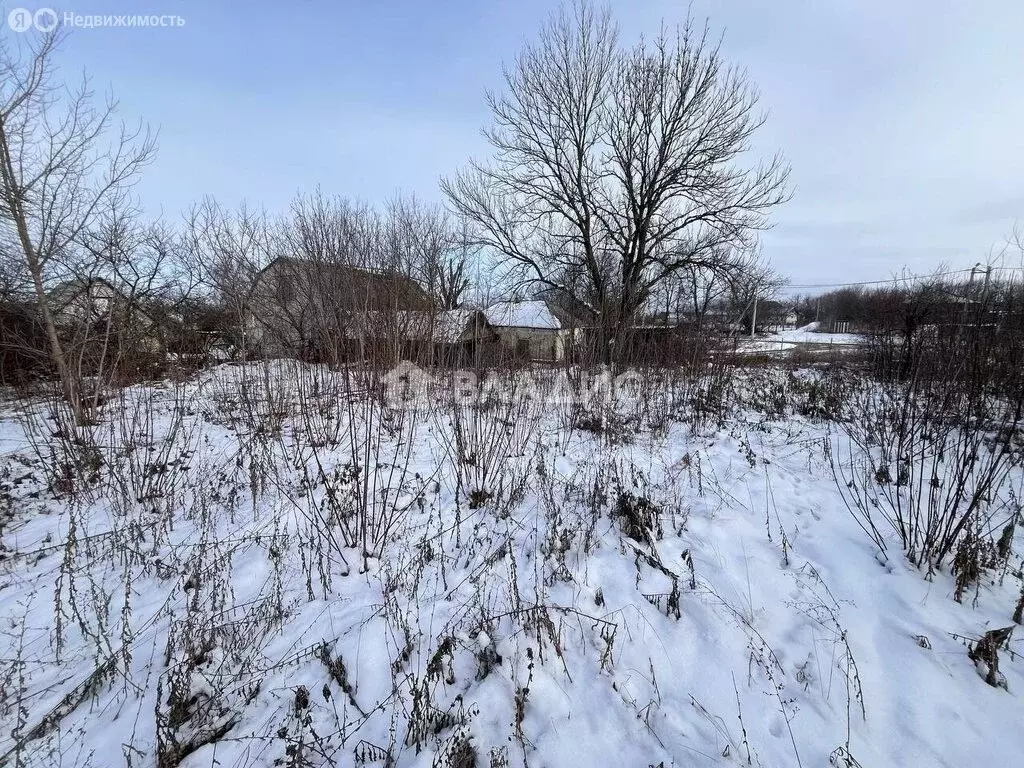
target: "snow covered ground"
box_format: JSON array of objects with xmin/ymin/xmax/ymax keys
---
[
  {"xmin": 0, "ymin": 362, "xmax": 1021, "ymax": 767},
  {"xmin": 741, "ymin": 322, "xmax": 863, "ymax": 354}
]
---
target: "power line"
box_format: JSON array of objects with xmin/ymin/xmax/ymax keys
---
[
  {"xmin": 782, "ymin": 264, "xmax": 1024, "ymax": 293},
  {"xmin": 783, "ymin": 267, "xmax": 976, "ymax": 291}
]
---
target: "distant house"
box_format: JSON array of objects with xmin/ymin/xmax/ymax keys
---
[
  {"xmin": 48, "ymin": 277, "xmax": 163, "ymax": 353},
  {"xmin": 246, "ymin": 257, "xmax": 433, "ymax": 361},
  {"xmin": 915, "ymin": 291, "xmax": 1001, "ymax": 341},
  {"xmin": 755, "ymin": 301, "xmax": 799, "ymax": 333},
  {"xmin": 483, "ymin": 300, "xmax": 567, "ymax": 361}
]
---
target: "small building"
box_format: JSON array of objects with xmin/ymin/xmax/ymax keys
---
[
  {"xmin": 246, "ymin": 257, "xmax": 433, "ymax": 361},
  {"xmin": 755, "ymin": 300, "xmax": 799, "ymax": 333},
  {"xmin": 49, "ymin": 277, "xmax": 163, "ymax": 354},
  {"xmin": 483, "ymin": 300, "xmax": 566, "ymax": 362},
  {"xmin": 431, "ymin": 308, "xmax": 497, "ymax": 366}
]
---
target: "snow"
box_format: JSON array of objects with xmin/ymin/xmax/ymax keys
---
[
  {"xmin": 742, "ymin": 321, "xmax": 864, "ymax": 353},
  {"xmin": 484, "ymin": 300, "xmax": 561, "ymax": 329},
  {"xmin": 0, "ymin": 362, "xmax": 1021, "ymax": 767}
]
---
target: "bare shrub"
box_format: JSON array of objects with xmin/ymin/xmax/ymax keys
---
[
  {"xmin": 833, "ymin": 273, "xmax": 1024, "ymax": 574},
  {"xmin": 435, "ymin": 370, "xmax": 538, "ymax": 509}
]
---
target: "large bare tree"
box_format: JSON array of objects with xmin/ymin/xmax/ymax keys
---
[
  {"xmin": 442, "ymin": 1, "xmax": 789, "ymax": 360},
  {"xmin": 0, "ymin": 30, "xmax": 156, "ymax": 422}
]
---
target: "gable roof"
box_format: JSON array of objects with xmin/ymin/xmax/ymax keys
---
[
  {"xmin": 257, "ymin": 257, "xmax": 433, "ymax": 311},
  {"xmin": 433, "ymin": 308, "xmax": 491, "ymax": 343},
  {"xmin": 48, "ymin": 277, "xmax": 122, "ymax": 313},
  {"xmin": 47, "ymin": 277, "xmax": 162, "ymax": 332},
  {"xmin": 484, "ymin": 300, "xmax": 561, "ymax": 330}
]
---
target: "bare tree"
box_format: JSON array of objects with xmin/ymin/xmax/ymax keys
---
[
  {"xmin": 181, "ymin": 197, "xmax": 275, "ymax": 357},
  {"xmin": 272, "ymin": 191, "xmax": 381, "ymax": 362},
  {"xmin": 385, "ymin": 193, "xmax": 475, "ymax": 309},
  {"xmin": 442, "ymin": 1, "xmax": 789, "ymax": 361},
  {"xmin": 68, "ymin": 207, "xmax": 181, "ymax": 400},
  {"xmin": 650, "ymin": 245, "xmax": 754, "ymax": 331},
  {"xmin": 723, "ymin": 250, "xmax": 787, "ymax": 333},
  {"xmin": 246, "ymin": 191, "xmax": 433, "ymax": 366},
  {"xmin": 0, "ymin": 30, "xmax": 156, "ymax": 422}
]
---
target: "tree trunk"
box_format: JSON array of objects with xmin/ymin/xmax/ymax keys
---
[{"xmin": 0, "ymin": 118, "xmax": 86, "ymax": 425}]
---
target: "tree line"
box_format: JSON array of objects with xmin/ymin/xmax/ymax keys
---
[{"xmin": 1, "ymin": 2, "xmax": 790, "ymax": 422}]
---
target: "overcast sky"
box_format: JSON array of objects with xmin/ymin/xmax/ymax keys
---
[{"xmin": 20, "ymin": 0, "xmax": 1024, "ymax": 289}]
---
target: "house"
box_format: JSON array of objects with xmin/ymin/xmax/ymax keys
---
[
  {"xmin": 48, "ymin": 277, "xmax": 164, "ymax": 354},
  {"xmin": 753, "ymin": 300, "xmax": 799, "ymax": 333},
  {"xmin": 483, "ymin": 300, "xmax": 567, "ymax": 362},
  {"xmin": 246, "ymin": 257, "xmax": 433, "ymax": 361}
]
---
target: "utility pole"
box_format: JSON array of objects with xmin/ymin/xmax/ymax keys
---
[
  {"xmin": 961, "ymin": 265, "xmax": 980, "ymax": 334},
  {"xmin": 750, "ymin": 293, "xmax": 758, "ymax": 339}
]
